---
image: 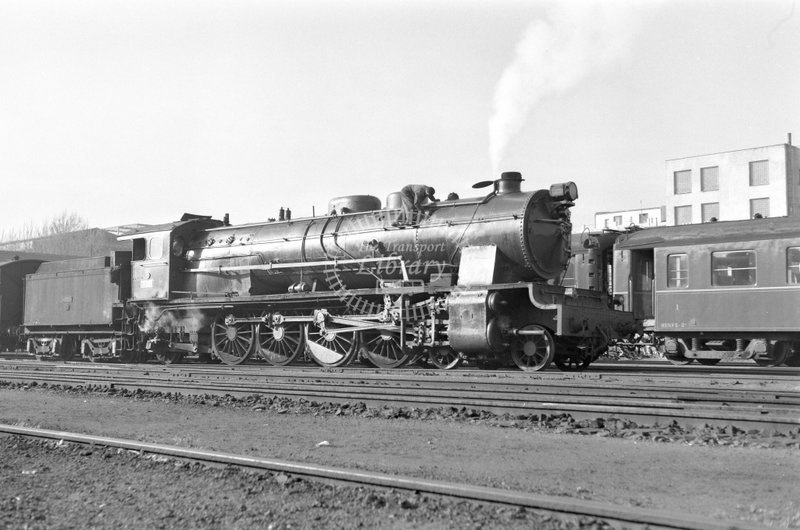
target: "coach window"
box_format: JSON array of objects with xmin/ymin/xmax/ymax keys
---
[
  {"xmin": 788, "ymin": 247, "xmax": 800, "ymax": 284},
  {"xmin": 667, "ymin": 254, "xmax": 688, "ymax": 288},
  {"xmin": 711, "ymin": 250, "xmax": 756, "ymax": 286}
]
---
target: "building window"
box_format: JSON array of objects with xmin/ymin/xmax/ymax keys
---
[
  {"xmin": 639, "ymin": 213, "xmax": 649, "ymax": 224},
  {"xmin": 604, "ymin": 218, "xmax": 609, "ymax": 228},
  {"xmin": 749, "ymin": 160, "xmax": 769, "ymax": 186},
  {"xmin": 700, "ymin": 166, "xmax": 719, "ymax": 191},
  {"xmin": 613, "ymin": 215, "xmax": 622, "ymax": 226},
  {"xmin": 673, "ymin": 170, "xmax": 691, "ymax": 194},
  {"xmin": 788, "ymin": 247, "xmax": 800, "ymax": 284},
  {"xmin": 667, "ymin": 254, "xmax": 688, "ymax": 288},
  {"xmin": 701, "ymin": 202, "xmax": 719, "ymax": 222},
  {"xmin": 711, "ymin": 250, "xmax": 756, "ymax": 286},
  {"xmin": 674, "ymin": 205, "xmax": 692, "ymax": 225},
  {"xmin": 750, "ymin": 198, "xmax": 769, "ymax": 218}
]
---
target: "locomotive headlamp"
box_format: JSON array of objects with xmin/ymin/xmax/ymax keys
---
[{"xmin": 549, "ymin": 181, "xmax": 578, "ymax": 202}]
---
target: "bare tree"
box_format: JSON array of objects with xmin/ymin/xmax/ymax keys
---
[
  {"xmin": 0, "ymin": 210, "xmax": 90, "ymax": 253},
  {"xmin": 47, "ymin": 211, "xmax": 88, "ymax": 235}
]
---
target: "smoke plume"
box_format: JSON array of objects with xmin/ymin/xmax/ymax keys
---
[{"xmin": 489, "ymin": 2, "xmax": 642, "ymax": 172}]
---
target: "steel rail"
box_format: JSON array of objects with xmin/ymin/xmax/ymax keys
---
[
  {"xmin": 3, "ymin": 355, "xmax": 797, "ymax": 384},
  {"xmin": 2, "ymin": 362, "xmax": 799, "ymax": 407},
  {"xmin": 3, "ymin": 360, "xmax": 798, "ymax": 395},
  {"xmin": 2, "ymin": 368, "xmax": 798, "ymax": 413},
  {"xmin": 0, "ymin": 368, "xmax": 798, "ymax": 430},
  {"xmin": 0, "ymin": 424, "xmax": 761, "ymax": 530}
]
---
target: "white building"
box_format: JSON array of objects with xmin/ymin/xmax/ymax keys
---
[
  {"xmin": 594, "ymin": 206, "xmax": 666, "ymax": 231},
  {"xmin": 665, "ymin": 135, "xmax": 800, "ymax": 225}
]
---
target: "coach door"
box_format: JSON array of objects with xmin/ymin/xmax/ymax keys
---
[{"xmin": 629, "ymin": 249, "xmax": 654, "ymax": 320}]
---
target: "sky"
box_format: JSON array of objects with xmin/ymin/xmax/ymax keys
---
[{"xmin": 1, "ymin": 0, "xmax": 798, "ymax": 234}]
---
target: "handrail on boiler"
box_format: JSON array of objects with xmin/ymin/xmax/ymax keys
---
[{"xmin": 182, "ymin": 256, "xmax": 410, "ymax": 281}]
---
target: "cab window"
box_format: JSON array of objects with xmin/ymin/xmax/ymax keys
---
[
  {"xmin": 666, "ymin": 254, "xmax": 688, "ymax": 288},
  {"xmin": 148, "ymin": 236, "xmax": 163, "ymax": 259},
  {"xmin": 711, "ymin": 250, "xmax": 756, "ymax": 286}
]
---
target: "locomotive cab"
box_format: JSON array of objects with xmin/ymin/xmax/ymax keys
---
[{"xmin": 120, "ymin": 214, "xmax": 224, "ymax": 301}]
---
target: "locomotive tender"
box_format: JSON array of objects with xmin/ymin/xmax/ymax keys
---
[{"xmin": 23, "ymin": 172, "xmax": 635, "ymax": 370}]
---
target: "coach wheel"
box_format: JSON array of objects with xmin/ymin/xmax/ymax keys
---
[
  {"xmin": 784, "ymin": 343, "xmax": 800, "ymax": 367},
  {"xmin": 54, "ymin": 336, "xmax": 76, "ymax": 361},
  {"xmin": 665, "ymin": 355, "xmax": 694, "ymax": 365},
  {"xmin": 359, "ymin": 330, "xmax": 414, "ymax": 369},
  {"xmin": 305, "ymin": 324, "xmax": 358, "ymax": 367},
  {"xmin": 511, "ymin": 325, "xmax": 554, "ymax": 371},
  {"xmin": 211, "ymin": 311, "xmax": 255, "ymax": 365},
  {"xmin": 696, "ymin": 358, "xmax": 721, "ymax": 366},
  {"xmin": 664, "ymin": 339, "xmax": 693, "ymax": 365},
  {"xmin": 428, "ymin": 346, "xmax": 463, "ymax": 370},
  {"xmin": 257, "ymin": 315, "xmax": 305, "ymax": 366},
  {"xmin": 754, "ymin": 342, "xmax": 790, "ymax": 367}
]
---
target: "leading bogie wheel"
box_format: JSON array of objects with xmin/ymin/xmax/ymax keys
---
[
  {"xmin": 511, "ymin": 325, "xmax": 554, "ymax": 371},
  {"xmin": 211, "ymin": 311, "xmax": 255, "ymax": 365}
]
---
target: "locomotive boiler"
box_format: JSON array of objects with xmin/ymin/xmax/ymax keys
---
[
  {"xmin": 168, "ymin": 171, "xmax": 572, "ymax": 297},
  {"xmin": 27, "ymin": 172, "xmax": 636, "ymax": 371}
]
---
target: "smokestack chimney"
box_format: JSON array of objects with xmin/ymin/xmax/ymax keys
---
[
  {"xmin": 286, "ymin": 208, "xmax": 292, "ymax": 221},
  {"xmin": 279, "ymin": 207, "xmax": 285, "ymax": 222},
  {"xmin": 788, "ymin": 132, "xmax": 793, "ymax": 145},
  {"xmin": 496, "ymin": 171, "xmax": 524, "ymax": 194},
  {"xmin": 223, "ymin": 213, "xmax": 230, "ymax": 226}
]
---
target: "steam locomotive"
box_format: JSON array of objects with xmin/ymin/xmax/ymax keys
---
[{"xmin": 18, "ymin": 172, "xmax": 635, "ymax": 371}]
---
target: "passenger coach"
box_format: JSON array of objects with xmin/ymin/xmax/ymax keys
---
[{"xmin": 612, "ymin": 217, "xmax": 800, "ymax": 366}]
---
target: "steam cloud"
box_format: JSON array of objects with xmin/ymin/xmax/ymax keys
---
[
  {"xmin": 138, "ymin": 303, "xmax": 207, "ymax": 335},
  {"xmin": 489, "ymin": 2, "xmax": 642, "ymax": 172}
]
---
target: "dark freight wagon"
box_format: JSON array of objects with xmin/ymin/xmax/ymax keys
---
[{"xmin": 0, "ymin": 259, "xmax": 45, "ymax": 351}]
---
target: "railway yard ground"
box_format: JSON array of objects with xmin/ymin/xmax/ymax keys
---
[{"xmin": 0, "ymin": 358, "xmax": 798, "ymax": 529}]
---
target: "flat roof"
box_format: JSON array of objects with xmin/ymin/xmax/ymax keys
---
[
  {"xmin": 665, "ymin": 142, "xmax": 795, "ymax": 162},
  {"xmin": 595, "ymin": 206, "xmax": 663, "ymax": 215}
]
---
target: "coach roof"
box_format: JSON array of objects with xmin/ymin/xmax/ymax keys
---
[{"xmin": 614, "ymin": 216, "xmax": 800, "ymax": 250}]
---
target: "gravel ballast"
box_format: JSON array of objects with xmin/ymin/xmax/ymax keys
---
[{"xmin": 1, "ymin": 383, "xmax": 798, "ymax": 528}]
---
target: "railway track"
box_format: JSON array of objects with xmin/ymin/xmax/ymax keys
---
[
  {"xmin": 0, "ymin": 424, "xmax": 765, "ymax": 530},
  {"xmin": 2, "ymin": 360, "xmax": 798, "ymax": 431}
]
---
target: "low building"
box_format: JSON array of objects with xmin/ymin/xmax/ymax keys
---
[{"xmin": 594, "ymin": 206, "xmax": 666, "ymax": 231}]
